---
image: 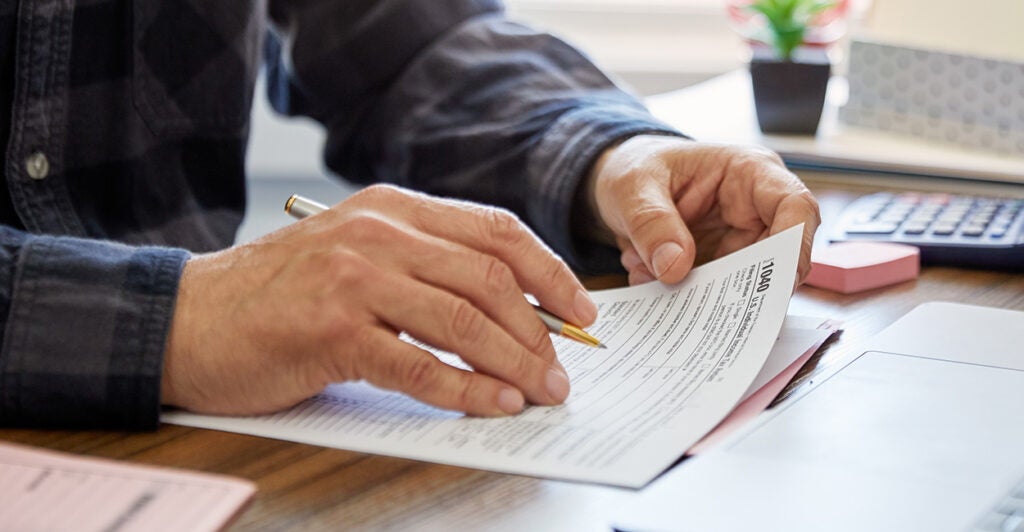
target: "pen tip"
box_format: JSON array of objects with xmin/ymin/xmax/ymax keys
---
[{"xmin": 598, "ymin": 343, "xmax": 608, "ymax": 349}]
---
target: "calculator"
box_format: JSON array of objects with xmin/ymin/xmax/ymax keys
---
[{"xmin": 831, "ymin": 192, "xmax": 1024, "ymax": 270}]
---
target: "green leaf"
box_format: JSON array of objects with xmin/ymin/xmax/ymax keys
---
[{"xmin": 746, "ymin": 0, "xmax": 837, "ymax": 60}]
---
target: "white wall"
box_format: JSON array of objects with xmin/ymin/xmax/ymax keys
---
[{"xmin": 505, "ymin": 0, "xmax": 742, "ymax": 95}]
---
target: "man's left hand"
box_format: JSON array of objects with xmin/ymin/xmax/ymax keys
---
[{"xmin": 585, "ymin": 135, "xmax": 820, "ymax": 285}]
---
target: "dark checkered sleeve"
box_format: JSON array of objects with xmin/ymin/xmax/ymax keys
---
[
  {"xmin": 266, "ymin": 0, "xmax": 685, "ymax": 273},
  {"xmin": 0, "ymin": 227, "xmax": 188, "ymax": 429}
]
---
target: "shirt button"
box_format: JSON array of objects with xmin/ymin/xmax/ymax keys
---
[{"xmin": 25, "ymin": 152, "xmax": 50, "ymax": 180}]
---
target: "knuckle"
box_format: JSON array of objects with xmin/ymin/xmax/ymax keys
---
[
  {"xmin": 506, "ymin": 349, "xmax": 537, "ymax": 383},
  {"xmin": 454, "ymin": 378, "xmax": 477, "ymax": 412},
  {"xmin": 449, "ymin": 299, "xmax": 487, "ymax": 344},
  {"xmin": 727, "ymin": 146, "xmax": 781, "ymax": 175},
  {"xmin": 483, "ymin": 208, "xmax": 528, "ymax": 248},
  {"xmin": 318, "ymin": 306, "xmax": 357, "ymax": 345},
  {"xmin": 540, "ymin": 254, "xmax": 568, "ymax": 286},
  {"xmin": 799, "ymin": 190, "xmax": 822, "ymax": 222},
  {"xmin": 733, "ymin": 154, "xmax": 767, "ymax": 176},
  {"xmin": 353, "ymin": 183, "xmax": 404, "ymax": 204},
  {"xmin": 480, "ymin": 255, "xmax": 517, "ymax": 296},
  {"xmin": 734, "ymin": 144, "xmax": 783, "ymax": 165},
  {"xmin": 338, "ymin": 211, "xmax": 394, "ymax": 242},
  {"xmin": 325, "ymin": 326, "xmax": 370, "ymax": 380},
  {"xmin": 525, "ymin": 325, "xmax": 554, "ymax": 359},
  {"xmin": 321, "ymin": 249, "xmax": 374, "ymax": 286},
  {"xmin": 628, "ymin": 205, "xmax": 674, "ymax": 237},
  {"xmin": 399, "ymin": 356, "xmax": 439, "ymax": 395}
]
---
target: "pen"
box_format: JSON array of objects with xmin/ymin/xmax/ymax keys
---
[{"xmin": 284, "ymin": 194, "xmax": 607, "ymax": 349}]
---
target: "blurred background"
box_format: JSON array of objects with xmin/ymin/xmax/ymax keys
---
[
  {"xmin": 241, "ymin": 0, "xmax": 744, "ymax": 240},
  {"xmin": 239, "ymin": 0, "xmax": 1020, "ymax": 241}
]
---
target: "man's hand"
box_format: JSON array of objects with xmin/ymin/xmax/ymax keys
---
[
  {"xmin": 162, "ymin": 185, "xmax": 597, "ymax": 418},
  {"xmin": 586, "ymin": 135, "xmax": 820, "ymax": 285}
]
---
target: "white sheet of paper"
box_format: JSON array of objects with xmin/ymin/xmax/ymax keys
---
[
  {"xmin": 165, "ymin": 225, "xmax": 803, "ymax": 488},
  {"xmin": 0, "ymin": 442, "xmax": 254, "ymax": 532}
]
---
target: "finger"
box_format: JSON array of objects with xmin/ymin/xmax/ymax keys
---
[
  {"xmin": 619, "ymin": 244, "xmax": 644, "ymax": 272},
  {"xmin": 351, "ymin": 327, "xmax": 526, "ymax": 416},
  {"xmin": 766, "ymin": 192, "xmax": 821, "ymax": 283},
  {"xmin": 412, "ymin": 244, "xmax": 558, "ymax": 364},
  {"xmin": 714, "ymin": 152, "xmax": 819, "ymax": 282},
  {"xmin": 366, "ymin": 187, "xmax": 597, "ymax": 327},
  {"xmin": 628, "ymin": 269, "xmax": 657, "ymax": 285},
  {"xmin": 371, "ymin": 273, "xmax": 570, "ymax": 406},
  {"xmin": 615, "ymin": 179, "xmax": 697, "ymax": 284},
  {"xmin": 337, "ymin": 213, "xmax": 559, "ymax": 364},
  {"xmin": 712, "ymin": 228, "xmax": 765, "ymax": 261},
  {"xmin": 619, "ymin": 245, "xmax": 657, "ymax": 285}
]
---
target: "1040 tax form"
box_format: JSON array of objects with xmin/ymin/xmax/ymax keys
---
[{"xmin": 165, "ymin": 226, "xmax": 803, "ymax": 488}]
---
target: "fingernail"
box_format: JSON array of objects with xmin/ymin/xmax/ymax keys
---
[
  {"xmin": 498, "ymin": 388, "xmax": 524, "ymax": 415},
  {"xmin": 621, "ymin": 252, "xmax": 644, "ymax": 271},
  {"xmin": 631, "ymin": 271, "xmax": 656, "ymax": 285},
  {"xmin": 574, "ymin": 290, "xmax": 598, "ymax": 325},
  {"xmin": 652, "ymin": 242, "xmax": 683, "ymax": 278},
  {"xmin": 546, "ymin": 367, "xmax": 571, "ymax": 403}
]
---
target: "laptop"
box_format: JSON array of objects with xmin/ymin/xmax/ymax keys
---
[{"xmin": 612, "ymin": 302, "xmax": 1024, "ymax": 532}]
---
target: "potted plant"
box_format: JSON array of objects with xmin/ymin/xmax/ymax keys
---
[{"xmin": 728, "ymin": 0, "xmax": 849, "ymax": 134}]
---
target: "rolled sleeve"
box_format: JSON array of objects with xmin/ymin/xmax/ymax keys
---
[{"xmin": 0, "ymin": 230, "xmax": 188, "ymax": 429}]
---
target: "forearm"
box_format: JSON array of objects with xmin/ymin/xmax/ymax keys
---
[
  {"xmin": 265, "ymin": 3, "xmax": 684, "ymax": 272},
  {"xmin": 0, "ymin": 227, "xmax": 188, "ymax": 429}
]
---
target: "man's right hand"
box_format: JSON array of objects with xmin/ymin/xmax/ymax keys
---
[{"xmin": 161, "ymin": 185, "xmax": 597, "ymax": 417}]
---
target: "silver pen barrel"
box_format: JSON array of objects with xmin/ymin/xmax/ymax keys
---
[
  {"xmin": 284, "ymin": 195, "xmax": 329, "ymax": 219},
  {"xmin": 533, "ymin": 306, "xmax": 564, "ymax": 336}
]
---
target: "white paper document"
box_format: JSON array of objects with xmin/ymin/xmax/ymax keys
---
[{"xmin": 165, "ymin": 226, "xmax": 803, "ymax": 488}]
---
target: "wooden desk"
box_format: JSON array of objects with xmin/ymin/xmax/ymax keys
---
[{"xmin": 2, "ymin": 178, "xmax": 1022, "ymax": 531}]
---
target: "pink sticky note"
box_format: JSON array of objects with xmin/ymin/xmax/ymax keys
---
[{"xmin": 805, "ymin": 242, "xmax": 920, "ymax": 294}]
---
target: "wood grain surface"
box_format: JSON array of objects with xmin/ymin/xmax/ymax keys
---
[{"xmin": 3, "ymin": 177, "xmax": 1022, "ymax": 531}]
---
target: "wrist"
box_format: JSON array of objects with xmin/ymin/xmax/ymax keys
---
[
  {"xmin": 572, "ymin": 147, "xmax": 617, "ymax": 246},
  {"xmin": 162, "ymin": 255, "xmax": 202, "ymax": 409}
]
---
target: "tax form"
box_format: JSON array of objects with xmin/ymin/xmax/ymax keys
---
[{"xmin": 165, "ymin": 225, "xmax": 803, "ymax": 488}]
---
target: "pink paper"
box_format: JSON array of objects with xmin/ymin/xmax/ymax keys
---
[
  {"xmin": 688, "ymin": 319, "xmax": 840, "ymax": 455},
  {"xmin": 0, "ymin": 441, "xmax": 255, "ymax": 532}
]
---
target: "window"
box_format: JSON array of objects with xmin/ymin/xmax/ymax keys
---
[{"xmin": 505, "ymin": 0, "xmax": 744, "ymax": 95}]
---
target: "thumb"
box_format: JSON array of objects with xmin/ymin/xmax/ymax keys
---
[{"xmin": 620, "ymin": 184, "xmax": 697, "ymax": 284}]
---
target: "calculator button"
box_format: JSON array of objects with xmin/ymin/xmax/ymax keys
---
[
  {"xmin": 932, "ymin": 224, "xmax": 958, "ymax": 236},
  {"xmin": 962, "ymin": 225, "xmax": 986, "ymax": 237},
  {"xmin": 846, "ymin": 222, "xmax": 899, "ymax": 235},
  {"xmin": 879, "ymin": 213, "xmax": 909, "ymax": 224},
  {"xmin": 903, "ymin": 224, "xmax": 929, "ymax": 235}
]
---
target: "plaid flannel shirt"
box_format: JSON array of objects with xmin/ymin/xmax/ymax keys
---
[{"xmin": 0, "ymin": 0, "xmax": 679, "ymax": 429}]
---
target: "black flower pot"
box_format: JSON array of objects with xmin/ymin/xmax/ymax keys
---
[{"xmin": 749, "ymin": 50, "xmax": 831, "ymax": 134}]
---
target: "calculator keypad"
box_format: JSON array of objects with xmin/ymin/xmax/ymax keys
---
[
  {"xmin": 841, "ymin": 193, "xmax": 1023, "ymax": 242},
  {"xmin": 833, "ymin": 192, "xmax": 1024, "ymax": 269}
]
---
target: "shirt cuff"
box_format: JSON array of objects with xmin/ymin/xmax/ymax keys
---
[
  {"xmin": 0, "ymin": 235, "xmax": 188, "ymax": 429},
  {"xmin": 527, "ymin": 104, "xmax": 686, "ymax": 274}
]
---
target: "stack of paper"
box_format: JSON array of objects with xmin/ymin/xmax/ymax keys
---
[{"xmin": 166, "ymin": 226, "xmax": 831, "ymax": 488}]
